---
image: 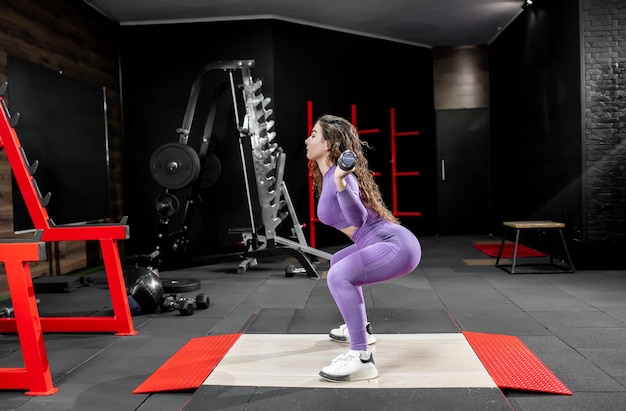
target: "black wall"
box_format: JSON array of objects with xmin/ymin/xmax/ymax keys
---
[
  {"xmin": 8, "ymin": 55, "xmax": 110, "ymax": 231},
  {"xmin": 489, "ymin": 0, "xmax": 583, "ymax": 258},
  {"xmin": 120, "ymin": 20, "xmax": 435, "ymax": 257},
  {"xmin": 271, "ymin": 21, "xmax": 436, "ymax": 247}
]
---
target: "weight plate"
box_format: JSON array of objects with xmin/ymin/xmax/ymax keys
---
[
  {"xmin": 150, "ymin": 143, "xmax": 201, "ymax": 190},
  {"xmin": 199, "ymin": 152, "xmax": 222, "ymax": 189},
  {"xmin": 161, "ymin": 278, "xmax": 201, "ymax": 293},
  {"xmin": 154, "ymin": 192, "xmax": 180, "ymax": 218}
]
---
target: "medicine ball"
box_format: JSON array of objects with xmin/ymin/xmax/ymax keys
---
[{"xmin": 124, "ymin": 267, "xmax": 163, "ymax": 314}]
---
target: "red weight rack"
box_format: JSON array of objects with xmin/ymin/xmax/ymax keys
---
[
  {"xmin": 390, "ymin": 107, "xmax": 422, "ymax": 218},
  {"xmin": 0, "ymin": 86, "xmax": 136, "ymax": 395}
]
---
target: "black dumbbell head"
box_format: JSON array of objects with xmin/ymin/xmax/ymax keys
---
[
  {"xmin": 178, "ymin": 300, "xmax": 196, "ymax": 316},
  {"xmin": 195, "ymin": 293, "xmax": 210, "ymax": 309},
  {"xmin": 338, "ymin": 150, "xmax": 356, "ymax": 171}
]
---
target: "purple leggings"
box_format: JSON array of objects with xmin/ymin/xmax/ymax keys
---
[{"xmin": 327, "ymin": 220, "xmax": 421, "ymax": 351}]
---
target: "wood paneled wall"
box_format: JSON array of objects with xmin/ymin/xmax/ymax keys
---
[{"xmin": 0, "ymin": 0, "xmax": 122, "ymax": 295}]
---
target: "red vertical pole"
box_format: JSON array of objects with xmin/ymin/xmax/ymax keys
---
[
  {"xmin": 390, "ymin": 107, "xmax": 422, "ymax": 217},
  {"xmin": 100, "ymin": 239, "xmax": 136, "ymax": 336},
  {"xmin": 5, "ymin": 260, "xmax": 58, "ymax": 395},
  {"xmin": 0, "ymin": 239, "xmax": 58, "ymax": 396},
  {"xmin": 307, "ymin": 101, "xmax": 316, "ymax": 248},
  {"xmin": 351, "ymin": 104, "xmax": 381, "ymax": 135},
  {"xmin": 390, "ymin": 108, "xmax": 399, "ymax": 215}
]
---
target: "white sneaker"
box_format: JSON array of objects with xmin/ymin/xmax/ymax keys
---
[
  {"xmin": 329, "ymin": 322, "xmax": 376, "ymax": 345},
  {"xmin": 319, "ymin": 350, "xmax": 378, "ymax": 382}
]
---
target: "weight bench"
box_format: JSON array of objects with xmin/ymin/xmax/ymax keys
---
[{"xmin": 495, "ymin": 220, "xmax": 575, "ymax": 274}]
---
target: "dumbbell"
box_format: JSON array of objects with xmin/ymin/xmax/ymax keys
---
[
  {"xmin": 195, "ymin": 293, "xmax": 210, "ymax": 309},
  {"xmin": 0, "ymin": 298, "xmax": 41, "ymax": 318},
  {"xmin": 160, "ymin": 294, "xmax": 193, "ymax": 315},
  {"xmin": 338, "ymin": 150, "xmax": 356, "ymax": 171},
  {"xmin": 160, "ymin": 293, "xmax": 210, "ymax": 316}
]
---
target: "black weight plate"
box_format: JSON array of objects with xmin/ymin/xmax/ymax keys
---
[
  {"xmin": 199, "ymin": 152, "xmax": 222, "ymax": 189},
  {"xmin": 161, "ymin": 278, "xmax": 201, "ymax": 293},
  {"xmin": 150, "ymin": 143, "xmax": 201, "ymax": 190},
  {"xmin": 154, "ymin": 192, "xmax": 180, "ymax": 218}
]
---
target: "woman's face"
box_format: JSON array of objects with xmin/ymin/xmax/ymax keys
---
[{"xmin": 305, "ymin": 122, "xmax": 330, "ymax": 162}]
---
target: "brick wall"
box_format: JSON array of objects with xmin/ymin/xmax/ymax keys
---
[{"xmin": 582, "ymin": 0, "xmax": 626, "ymax": 243}]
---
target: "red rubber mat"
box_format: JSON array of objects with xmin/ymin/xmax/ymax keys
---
[
  {"xmin": 133, "ymin": 333, "xmax": 241, "ymax": 394},
  {"xmin": 473, "ymin": 242, "xmax": 546, "ymax": 258},
  {"xmin": 463, "ymin": 331, "xmax": 572, "ymax": 395}
]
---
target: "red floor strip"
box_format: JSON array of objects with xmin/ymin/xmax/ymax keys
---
[
  {"xmin": 463, "ymin": 331, "xmax": 572, "ymax": 395},
  {"xmin": 133, "ymin": 333, "xmax": 241, "ymax": 394},
  {"xmin": 473, "ymin": 243, "xmax": 546, "ymax": 258}
]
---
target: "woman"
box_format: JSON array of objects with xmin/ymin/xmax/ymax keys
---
[{"xmin": 306, "ymin": 114, "xmax": 422, "ymax": 382}]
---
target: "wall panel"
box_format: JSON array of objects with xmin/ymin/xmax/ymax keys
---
[{"xmin": 0, "ymin": 0, "xmax": 121, "ymax": 295}]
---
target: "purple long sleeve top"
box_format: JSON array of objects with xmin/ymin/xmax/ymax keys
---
[{"xmin": 316, "ymin": 165, "xmax": 383, "ymax": 230}]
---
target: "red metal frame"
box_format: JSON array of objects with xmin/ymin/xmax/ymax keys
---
[
  {"xmin": 390, "ymin": 107, "xmax": 422, "ymax": 217},
  {"xmin": 0, "ymin": 94, "xmax": 136, "ymax": 340},
  {"xmin": 0, "ymin": 96, "xmax": 137, "ymax": 392},
  {"xmin": 350, "ymin": 104, "xmax": 381, "ymax": 136},
  {"xmin": 0, "ymin": 234, "xmax": 58, "ymax": 395},
  {"xmin": 306, "ymin": 101, "xmax": 319, "ymax": 247}
]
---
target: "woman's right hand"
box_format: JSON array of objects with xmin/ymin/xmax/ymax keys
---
[{"xmin": 334, "ymin": 165, "xmax": 351, "ymax": 191}]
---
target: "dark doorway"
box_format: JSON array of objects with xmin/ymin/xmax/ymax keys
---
[{"xmin": 436, "ymin": 108, "xmax": 490, "ymax": 235}]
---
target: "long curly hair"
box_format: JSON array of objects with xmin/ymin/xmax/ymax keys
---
[{"xmin": 311, "ymin": 114, "xmax": 398, "ymax": 224}]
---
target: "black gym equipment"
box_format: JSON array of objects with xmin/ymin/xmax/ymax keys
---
[
  {"xmin": 138, "ymin": 59, "xmax": 332, "ymax": 281},
  {"xmin": 161, "ymin": 278, "xmax": 201, "ymax": 293},
  {"xmin": 154, "ymin": 193, "xmax": 180, "ymax": 219},
  {"xmin": 136, "ymin": 77, "xmax": 229, "ymax": 274},
  {"xmin": 285, "ymin": 264, "xmax": 308, "ymax": 278},
  {"xmin": 338, "ymin": 150, "xmax": 357, "ymax": 171},
  {"xmin": 124, "ymin": 267, "xmax": 163, "ymax": 314},
  {"xmin": 160, "ymin": 293, "xmax": 210, "ymax": 316},
  {"xmin": 0, "ymin": 298, "xmax": 40, "ymax": 318},
  {"xmin": 150, "ymin": 142, "xmax": 201, "ymax": 190}
]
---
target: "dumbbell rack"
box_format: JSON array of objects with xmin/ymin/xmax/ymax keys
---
[
  {"xmin": 0, "ymin": 84, "xmax": 136, "ymax": 394},
  {"xmin": 230, "ymin": 62, "xmax": 331, "ymax": 277}
]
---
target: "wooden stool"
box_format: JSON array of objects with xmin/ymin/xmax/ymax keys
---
[{"xmin": 496, "ymin": 221, "xmax": 575, "ymax": 274}]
